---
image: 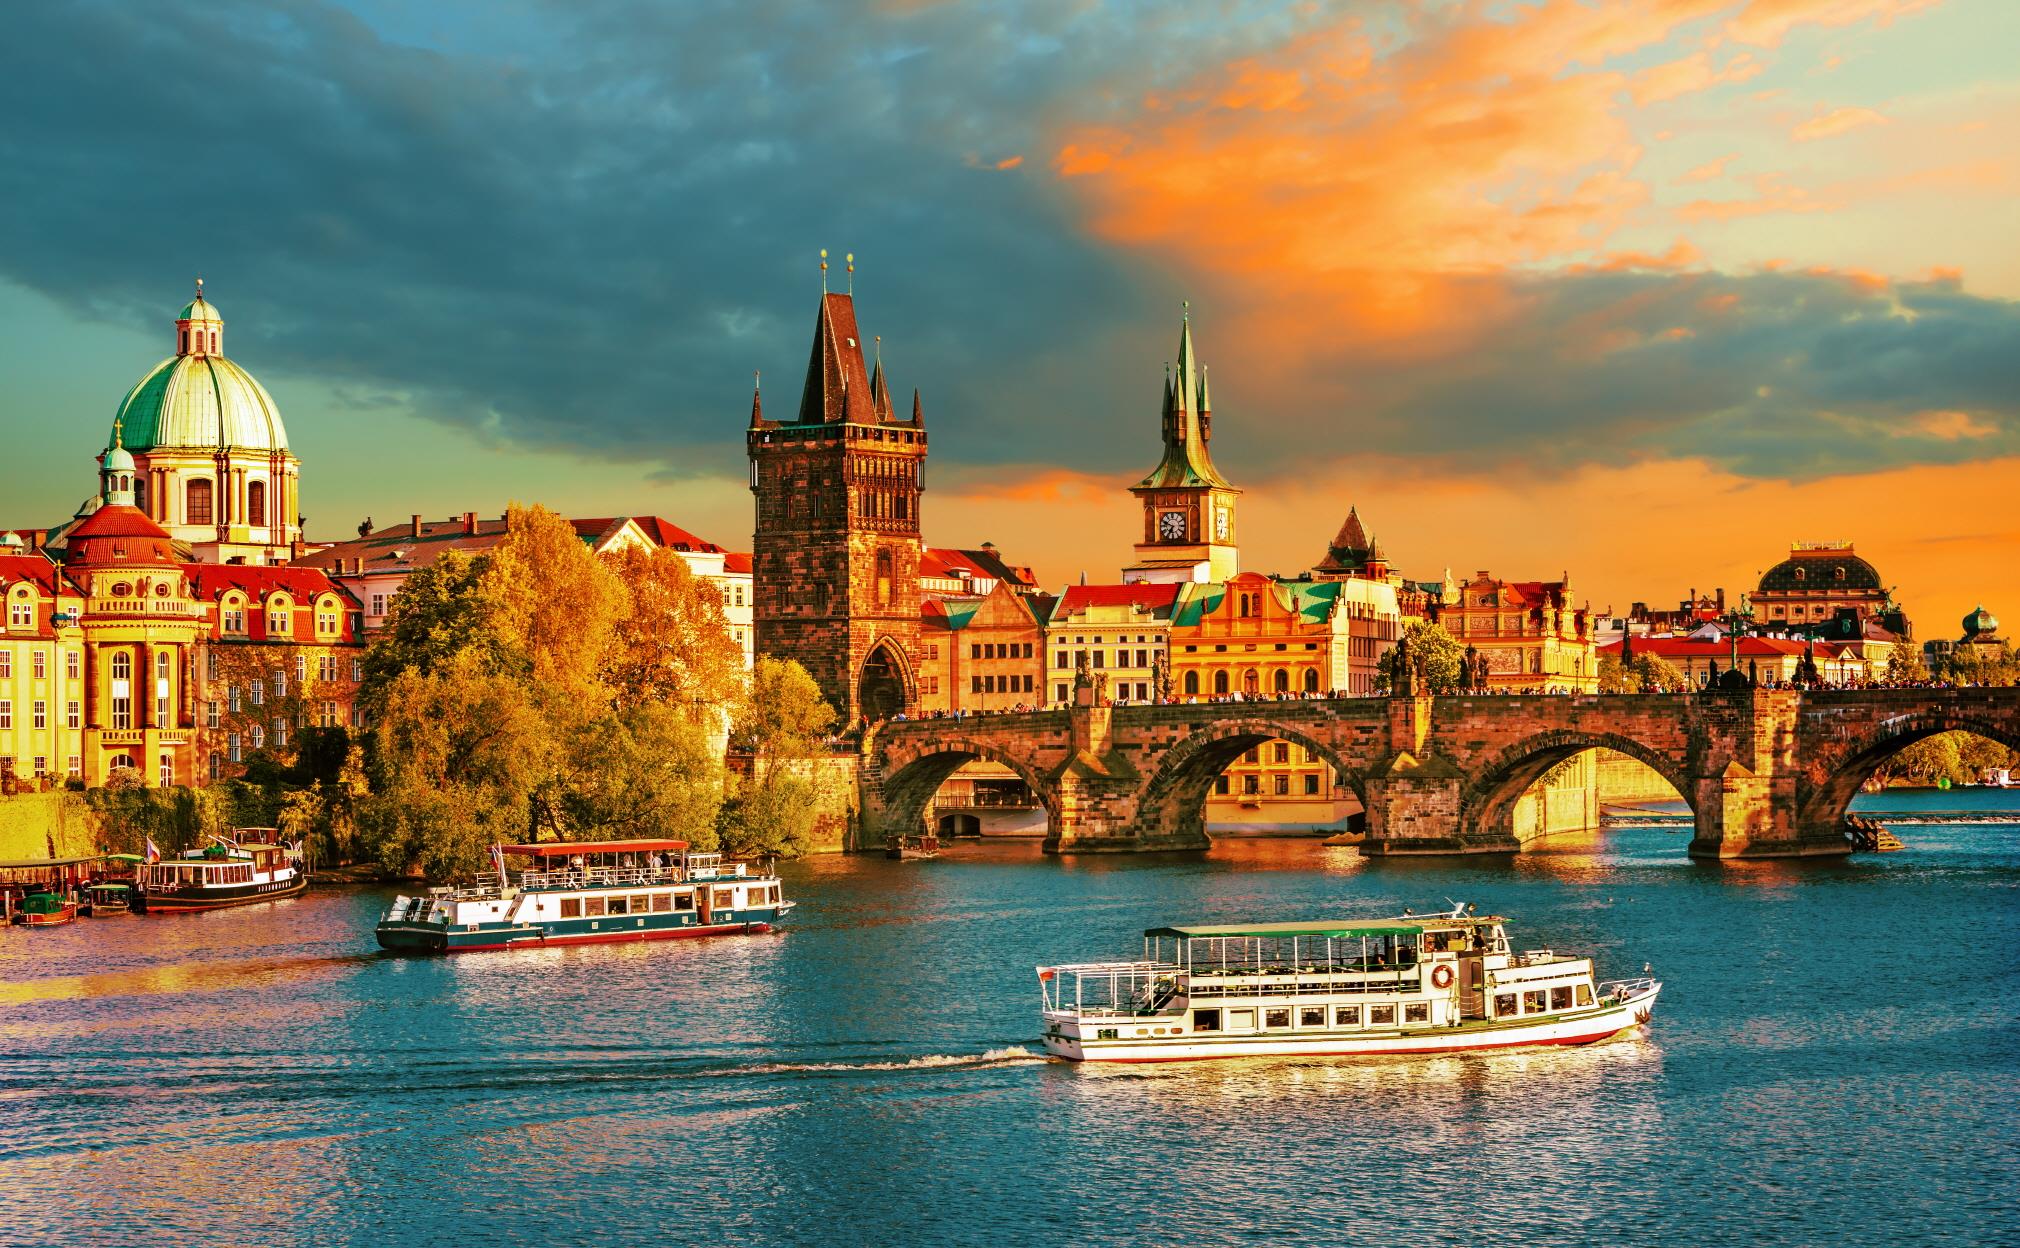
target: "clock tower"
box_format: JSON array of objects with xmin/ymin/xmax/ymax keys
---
[{"xmin": 1123, "ymin": 308, "xmax": 1239, "ymax": 584}]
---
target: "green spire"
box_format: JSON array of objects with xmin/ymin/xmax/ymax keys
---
[{"xmin": 1135, "ymin": 303, "xmax": 1232, "ymax": 491}]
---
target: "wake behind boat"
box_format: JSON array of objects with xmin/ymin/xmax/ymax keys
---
[
  {"xmin": 1037, "ymin": 903, "xmax": 1659, "ymax": 1062},
  {"xmin": 374, "ymin": 839, "xmax": 794, "ymax": 954}
]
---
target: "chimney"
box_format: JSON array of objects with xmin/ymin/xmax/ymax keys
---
[
  {"xmin": 463, "ymin": 511, "xmax": 478, "ymax": 536},
  {"xmin": 410, "ymin": 514, "xmax": 423, "ymax": 539}
]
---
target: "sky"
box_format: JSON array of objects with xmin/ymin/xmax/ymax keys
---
[{"xmin": 0, "ymin": 0, "xmax": 2014, "ymax": 635}]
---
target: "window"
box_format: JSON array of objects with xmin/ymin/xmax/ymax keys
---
[
  {"xmin": 224, "ymin": 606, "xmax": 245, "ymax": 633},
  {"xmin": 1192, "ymin": 1009, "xmax": 1221, "ymax": 1033},
  {"xmin": 1576, "ymin": 984, "xmax": 1594, "ymax": 1007},
  {"xmin": 267, "ymin": 607, "xmax": 289, "ymax": 636},
  {"xmin": 585, "ymin": 897, "xmax": 606, "ymax": 917},
  {"xmin": 187, "ymin": 479, "xmax": 214, "ymax": 526},
  {"xmin": 1264, "ymin": 1008, "xmax": 1291, "ymax": 1029},
  {"xmin": 1370, "ymin": 1004, "xmax": 1396, "ymax": 1025},
  {"xmin": 651, "ymin": 893, "xmax": 673, "ymax": 913},
  {"xmin": 1242, "ymin": 774, "xmax": 1259, "ymax": 795},
  {"xmin": 1274, "ymin": 775, "xmax": 1289, "ymax": 796},
  {"xmin": 1304, "ymin": 774, "xmax": 1320, "ymax": 796},
  {"xmin": 273, "ymin": 669, "xmax": 286, "ymax": 699},
  {"xmin": 1213, "ymin": 671, "xmax": 1229, "ymax": 695},
  {"xmin": 32, "ymin": 651, "xmax": 45, "ymax": 680},
  {"xmin": 67, "ymin": 755, "xmax": 81, "ymax": 779},
  {"xmin": 1054, "ymin": 683, "xmax": 1067, "ymax": 703},
  {"xmin": 1273, "ymin": 669, "xmax": 1289, "ymax": 693},
  {"xmin": 1303, "ymin": 669, "xmax": 1319, "ymax": 693},
  {"xmin": 66, "ymin": 652, "xmax": 79, "ymax": 680},
  {"xmin": 251, "ymin": 679, "xmax": 264, "ymax": 707},
  {"xmin": 32, "ymin": 701, "xmax": 45, "ymax": 730},
  {"xmin": 66, "ymin": 701, "xmax": 79, "ymax": 730},
  {"xmin": 247, "ymin": 481, "xmax": 267, "ymax": 527},
  {"xmin": 229, "ymin": 686, "xmax": 242, "ymax": 714},
  {"xmin": 295, "ymin": 654, "xmax": 308, "ymax": 683},
  {"xmin": 208, "ymin": 752, "xmax": 220, "ymax": 781},
  {"xmin": 4, "ymin": 601, "xmax": 25, "ymax": 629},
  {"xmin": 1404, "ymin": 1002, "xmax": 1429, "ymax": 1023},
  {"xmin": 351, "ymin": 659, "xmax": 363, "ymax": 681},
  {"xmin": 560, "ymin": 899, "xmax": 582, "ymax": 918},
  {"xmin": 320, "ymin": 700, "xmax": 337, "ymax": 728},
  {"xmin": 1183, "ymin": 670, "xmax": 1199, "ymax": 695},
  {"xmin": 1334, "ymin": 1005, "xmax": 1361, "ymax": 1027},
  {"xmin": 250, "ymin": 724, "xmax": 264, "ymax": 750},
  {"xmin": 1523, "ymin": 990, "xmax": 1547, "ymax": 1014},
  {"xmin": 0, "ymin": 702, "xmax": 9, "ymax": 730},
  {"xmin": 1273, "ymin": 742, "xmax": 1290, "ymax": 763},
  {"xmin": 273, "ymin": 719, "xmax": 287, "ymax": 749},
  {"xmin": 1551, "ymin": 986, "xmax": 1574, "ymax": 1011},
  {"xmin": 158, "ymin": 755, "xmax": 173, "ymax": 788},
  {"xmin": 1300, "ymin": 1006, "xmax": 1326, "ymax": 1028},
  {"xmin": 1214, "ymin": 775, "xmax": 1230, "ymax": 795},
  {"xmin": 228, "ymin": 734, "xmax": 242, "ymax": 763}
]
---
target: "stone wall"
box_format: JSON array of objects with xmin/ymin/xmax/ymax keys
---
[{"xmin": 0, "ymin": 791, "xmax": 101, "ymax": 861}]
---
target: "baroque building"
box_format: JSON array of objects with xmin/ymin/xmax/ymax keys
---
[
  {"xmin": 748, "ymin": 287, "xmax": 927, "ymax": 724},
  {"xmin": 1123, "ymin": 311, "xmax": 1239, "ymax": 584},
  {"xmin": 1435, "ymin": 571, "xmax": 1597, "ymax": 692},
  {"xmin": 82, "ymin": 283, "xmax": 302, "ymax": 564}
]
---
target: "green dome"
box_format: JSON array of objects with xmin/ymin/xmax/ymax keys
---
[
  {"xmin": 178, "ymin": 294, "xmax": 222, "ymax": 323},
  {"xmin": 1963, "ymin": 605, "xmax": 1999, "ymax": 637},
  {"xmin": 114, "ymin": 353, "xmax": 288, "ymax": 453}
]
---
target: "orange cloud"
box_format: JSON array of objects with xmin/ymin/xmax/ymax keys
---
[
  {"xmin": 994, "ymin": 155, "xmax": 1025, "ymax": 171},
  {"xmin": 1725, "ymin": 0, "xmax": 1940, "ymax": 47},
  {"xmin": 1679, "ymin": 173, "xmax": 1835, "ymax": 220},
  {"xmin": 1901, "ymin": 410, "xmax": 1999, "ymax": 441},
  {"xmin": 1792, "ymin": 104, "xmax": 1888, "ymax": 140}
]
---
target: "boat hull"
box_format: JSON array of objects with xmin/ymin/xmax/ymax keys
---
[
  {"xmin": 1043, "ymin": 989, "xmax": 1659, "ymax": 1063},
  {"xmin": 22, "ymin": 903, "xmax": 78, "ymax": 927},
  {"xmin": 375, "ymin": 909, "xmax": 788, "ymax": 954},
  {"xmin": 134, "ymin": 874, "xmax": 308, "ymax": 913}
]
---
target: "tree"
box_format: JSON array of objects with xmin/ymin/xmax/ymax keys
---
[
  {"xmin": 1599, "ymin": 652, "xmax": 1688, "ymax": 693},
  {"xmin": 1376, "ymin": 619, "xmax": 1465, "ymax": 694},
  {"xmin": 719, "ymin": 658, "xmax": 840, "ymax": 857},
  {"xmin": 359, "ymin": 549, "xmax": 504, "ymax": 699},
  {"xmin": 1885, "ymin": 644, "xmax": 1930, "ymax": 683},
  {"xmin": 560, "ymin": 703, "xmax": 726, "ymax": 848},
  {"xmin": 601, "ymin": 541, "xmax": 744, "ymax": 712},
  {"xmin": 480, "ymin": 503, "xmax": 626, "ymax": 714}
]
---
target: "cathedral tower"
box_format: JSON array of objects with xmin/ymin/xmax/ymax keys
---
[
  {"xmin": 1123, "ymin": 307, "xmax": 1239, "ymax": 584},
  {"xmin": 748, "ymin": 279, "xmax": 927, "ymax": 724}
]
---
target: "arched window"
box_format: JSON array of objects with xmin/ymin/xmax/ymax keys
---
[
  {"xmin": 1213, "ymin": 670, "xmax": 1229, "ymax": 695},
  {"xmin": 209, "ymin": 330, "xmax": 218, "ymax": 353},
  {"xmin": 875, "ymin": 550, "xmax": 895, "ymax": 607},
  {"xmin": 187, "ymin": 479, "xmax": 214, "ymax": 526},
  {"xmin": 111, "ymin": 652, "xmax": 131, "ymax": 680},
  {"xmin": 247, "ymin": 481, "xmax": 267, "ymax": 527},
  {"xmin": 1302, "ymin": 668, "xmax": 1319, "ymax": 693},
  {"xmin": 180, "ymin": 330, "xmax": 189, "ymax": 354},
  {"xmin": 1183, "ymin": 671, "xmax": 1199, "ymax": 696},
  {"xmin": 1273, "ymin": 669, "xmax": 1290, "ymax": 694},
  {"xmin": 134, "ymin": 476, "xmax": 148, "ymax": 515}
]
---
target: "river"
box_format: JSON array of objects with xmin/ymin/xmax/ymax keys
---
[{"xmin": 2, "ymin": 797, "xmax": 2016, "ymax": 1246}]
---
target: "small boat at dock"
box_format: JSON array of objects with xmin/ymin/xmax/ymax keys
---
[
  {"xmin": 1037, "ymin": 903, "xmax": 1659, "ymax": 1062},
  {"xmin": 19, "ymin": 891, "xmax": 78, "ymax": 927},
  {"xmin": 374, "ymin": 839, "xmax": 794, "ymax": 954}
]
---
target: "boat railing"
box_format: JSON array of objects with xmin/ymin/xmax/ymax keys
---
[
  {"xmin": 1038, "ymin": 961, "xmax": 1185, "ymax": 1017},
  {"xmin": 518, "ymin": 865, "xmax": 686, "ymax": 890},
  {"xmin": 1597, "ymin": 977, "xmax": 1659, "ymax": 1004}
]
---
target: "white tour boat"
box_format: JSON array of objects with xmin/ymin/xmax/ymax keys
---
[
  {"xmin": 375, "ymin": 839, "xmax": 793, "ymax": 954},
  {"xmin": 1037, "ymin": 904, "xmax": 1659, "ymax": 1062}
]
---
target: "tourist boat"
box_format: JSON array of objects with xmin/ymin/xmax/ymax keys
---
[
  {"xmin": 1036, "ymin": 904, "xmax": 1660, "ymax": 1062},
  {"xmin": 373, "ymin": 839, "xmax": 794, "ymax": 954},
  {"xmin": 18, "ymin": 891, "xmax": 78, "ymax": 927},
  {"xmin": 133, "ymin": 829, "xmax": 308, "ymax": 913},
  {"xmin": 81, "ymin": 881, "xmax": 135, "ymax": 915}
]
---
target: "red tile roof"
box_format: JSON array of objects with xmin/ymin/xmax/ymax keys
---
[
  {"xmin": 187, "ymin": 564, "xmax": 359, "ymax": 605},
  {"xmin": 622, "ymin": 516, "xmax": 727, "ymax": 554},
  {"xmin": 0, "ymin": 553, "xmax": 78, "ymax": 597},
  {"xmin": 723, "ymin": 551, "xmax": 752, "ymax": 574},
  {"xmin": 1600, "ymin": 636, "xmax": 1836, "ymax": 659},
  {"xmin": 1053, "ymin": 582, "xmax": 1181, "ymax": 616}
]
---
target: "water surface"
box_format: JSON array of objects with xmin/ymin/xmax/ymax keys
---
[{"xmin": 2, "ymin": 817, "xmax": 2015, "ymax": 1247}]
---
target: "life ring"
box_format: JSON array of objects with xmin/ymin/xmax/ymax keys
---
[{"xmin": 1430, "ymin": 964, "xmax": 1455, "ymax": 989}]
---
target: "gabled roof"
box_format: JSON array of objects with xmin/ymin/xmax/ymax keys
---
[
  {"xmin": 186, "ymin": 564, "xmax": 356, "ymax": 604},
  {"xmin": 723, "ymin": 551, "xmax": 752, "ymax": 575},
  {"xmin": 921, "ymin": 546, "xmax": 1038, "ymax": 588},
  {"xmin": 585, "ymin": 516, "xmax": 726, "ymax": 555},
  {"xmin": 1050, "ymin": 582, "xmax": 1180, "ymax": 622},
  {"xmin": 0, "ymin": 553, "xmax": 79, "ymax": 597}
]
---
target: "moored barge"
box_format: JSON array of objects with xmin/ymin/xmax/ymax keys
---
[
  {"xmin": 1038, "ymin": 904, "xmax": 1659, "ymax": 1062},
  {"xmin": 134, "ymin": 829, "xmax": 307, "ymax": 913},
  {"xmin": 374, "ymin": 839, "xmax": 793, "ymax": 954}
]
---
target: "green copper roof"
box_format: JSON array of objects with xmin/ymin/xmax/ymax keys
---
[
  {"xmin": 178, "ymin": 295, "xmax": 222, "ymax": 323},
  {"xmin": 1134, "ymin": 312, "xmax": 1234, "ymax": 492},
  {"xmin": 114, "ymin": 353, "xmax": 289, "ymax": 453}
]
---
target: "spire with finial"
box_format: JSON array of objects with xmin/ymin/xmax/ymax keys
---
[
  {"xmin": 749, "ymin": 369, "xmax": 765, "ymax": 428},
  {"xmin": 1132, "ymin": 300, "xmax": 1231, "ymax": 491},
  {"xmin": 869, "ymin": 334, "xmax": 893, "ymax": 420},
  {"xmin": 820, "ymin": 248, "xmax": 829, "ymax": 294},
  {"xmin": 846, "ymin": 251, "xmax": 855, "ymax": 295},
  {"xmin": 911, "ymin": 388, "xmax": 924, "ymax": 426}
]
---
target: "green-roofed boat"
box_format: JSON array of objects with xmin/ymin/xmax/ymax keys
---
[{"xmin": 1037, "ymin": 904, "xmax": 1659, "ymax": 1062}]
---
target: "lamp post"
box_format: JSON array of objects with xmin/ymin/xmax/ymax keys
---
[{"xmin": 1719, "ymin": 598, "xmax": 1756, "ymax": 690}]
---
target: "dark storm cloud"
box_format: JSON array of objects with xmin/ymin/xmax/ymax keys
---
[{"xmin": 1, "ymin": 1, "xmax": 2015, "ymax": 488}]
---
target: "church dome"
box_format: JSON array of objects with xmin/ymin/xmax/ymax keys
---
[
  {"xmin": 112, "ymin": 283, "xmax": 289, "ymax": 454},
  {"xmin": 1963, "ymin": 605, "xmax": 1999, "ymax": 638},
  {"xmin": 1756, "ymin": 547, "xmax": 1881, "ymax": 594}
]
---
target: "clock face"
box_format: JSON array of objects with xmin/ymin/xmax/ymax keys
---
[
  {"xmin": 1214, "ymin": 505, "xmax": 1230, "ymax": 541},
  {"xmin": 1159, "ymin": 510, "xmax": 1187, "ymax": 540}
]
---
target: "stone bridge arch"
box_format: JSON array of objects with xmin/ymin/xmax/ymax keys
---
[
  {"xmin": 1128, "ymin": 718, "xmax": 1366, "ymax": 850},
  {"xmin": 1457, "ymin": 728, "xmax": 1694, "ymax": 850},
  {"xmin": 1797, "ymin": 709, "xmax": 2020, "ymax": 838},
  {"xmin": 870, "ymin": 733, "xmax": 1060, "ymax": 845}
]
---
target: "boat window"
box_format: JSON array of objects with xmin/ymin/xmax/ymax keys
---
[
  {"xmin": 1370, "ymin": 1004, "xmax": 1396, "ymax": 1026},
  {"xmin": 1300, "ymin": 1006, "xmax": 1326, "ymax": 1028},
  {"xmin": 1551, "ymin": 986, "xmax": 1574, "ymax": 1011},
  {"xmin": 584, "ymin": 897, "xmax": 606, "ymax": 917},
  {"xmin": 1404, "ymin": 1003, "xmax": 1429, "ymax": 1024},
  {"xmin": 1229, "ymin": 1009, "xmax": 1255, "ymax": 1031},
  {"xmin": 1523, "ymin": 990, "xmax": 1546, "ymax": 1014},
  {"xmin": 1576, "ymin": 984, "xmax": 1593, "ymax": 1007},
  {"xmin": 630, "ymin": 894, "xmax": 651, "ymax": 913},
  {"xmin": 1334, "ymin": 1005, "xmax": 1361, "ymax": 1028},
  {"xmin": 607, "ymin": 896, "xmax": 630, "ymax": 916},
  {"xmin": 674, "ymin": 891, "xmax": 695, "ymax": 911},
  {"xmin": 560, "ymin": 899, "xmax": 581, "ymax": 918},
  {"xmin": 1192, "ymin": 1009, "xmax": 1221, "ymax": 1033},
  {"xmin": 1264, "ymin": 1008, "xmax": 1291, "ymax": 1029},
  {"xmin": 651, "ymin": 893, "xmax": 672, "ymax": 913},
  {"xmin": 1495, "ymin": 993, "xmax": 1517, "ymax": 1018},
  {"xmin": 713, "ymin": 889, "xmax": 735, "ymax": 910}
]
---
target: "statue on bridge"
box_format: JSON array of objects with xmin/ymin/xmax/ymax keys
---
[
  {"xmin": 1394, "ymin": 631, "xmax": 1415, "ymax": 696},
  {"xmin": 1073, "ymin": 651, "xmax": 1095, "ymax": 706},
  {"xmin": 1152, "ymin": 651, "xmax": 1172, "ymax": 702}
]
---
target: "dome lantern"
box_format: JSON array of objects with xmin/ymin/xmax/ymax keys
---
[
  {"xmin": 176, "ymin": 277, "xmax": 222, "ymax": 357},
  {"xmin": 100, "ymin": 416, "xmax": 136, "ymax": 506}
]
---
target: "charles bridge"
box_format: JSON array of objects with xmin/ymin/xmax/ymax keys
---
[{"xmin": 858, "ymin": 687, "xmax": 2020, "ymax": 858}]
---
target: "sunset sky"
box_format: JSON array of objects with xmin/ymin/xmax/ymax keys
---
[{"xmin": 1, "ymin": 0, "xmax": 2014, "ymax": 633}]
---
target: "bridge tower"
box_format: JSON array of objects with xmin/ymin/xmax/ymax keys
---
[{"xmin": 748, "ymin": 277, "xmax": 927, "ymax": 725}]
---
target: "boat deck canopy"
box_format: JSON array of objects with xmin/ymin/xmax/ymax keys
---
[
  {"xmin": 500, "ymin": 840, "xmax": 691, "ymax": 858},
  {"xmin": 1146, "ymin": 921, "xmax": 1424, "ymax": 940},
  {"xmin": 0, "ymin": 856, "xmax": 104, "ymax": 870}
]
